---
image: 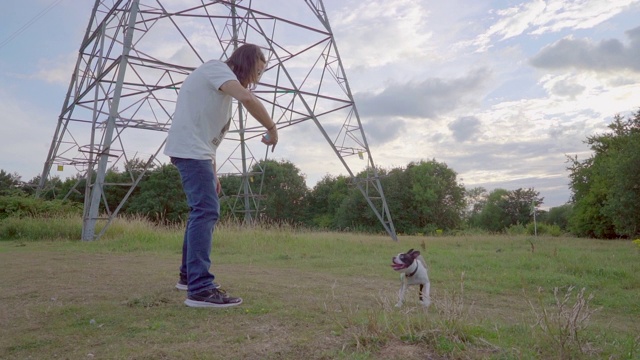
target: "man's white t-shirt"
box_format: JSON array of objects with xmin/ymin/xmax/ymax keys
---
[{"xmin": 164, "ymin": 60, "xmax": 238, "ymax": 162}]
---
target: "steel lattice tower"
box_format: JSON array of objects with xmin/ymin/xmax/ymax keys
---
[{"xmin": 38, "ymin": 0, "xmax": 397, "ymax": 241}]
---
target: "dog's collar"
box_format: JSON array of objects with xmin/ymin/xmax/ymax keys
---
[{"xmin": 407, "ymin": 261, "xmax": 419, "ymax": 277}]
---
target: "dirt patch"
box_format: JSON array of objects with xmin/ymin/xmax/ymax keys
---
[{"xmin": 377, "ymin": 339, "xmax": 447, "ymax": 360}]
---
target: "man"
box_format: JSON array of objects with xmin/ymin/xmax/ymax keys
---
[{"xmin": 164, "ymin": 44, "xmax": 278, "ymax": 308}]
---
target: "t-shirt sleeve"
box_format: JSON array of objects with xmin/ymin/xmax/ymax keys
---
[{"xmin": 203, "ymin": 61, "xmax": 238, "ymax": 90}]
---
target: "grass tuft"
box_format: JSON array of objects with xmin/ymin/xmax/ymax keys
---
[
  {"xmin": 528, "ymin": 286, "xmax": 601, "ymax": 358},
  {"xmin": 125, "ymin": 292, "xmax": 173, "ymax": 308}
]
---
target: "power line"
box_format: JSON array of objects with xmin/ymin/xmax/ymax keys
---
[{"xmin": 0, "ymin": 0, "xmax": 65, "ymax": 50}]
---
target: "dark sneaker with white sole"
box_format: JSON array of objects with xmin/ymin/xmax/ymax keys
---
[
  {"xmin": 184, "ymin": 288, "xmax": 243, "ymax": 308},
  {"xmin": 175, "ymin": 274, "xmax": 220, "ymax": 291}
]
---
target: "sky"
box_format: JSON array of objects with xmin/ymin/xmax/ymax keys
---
[{"xmin": 1, "ymin": 0, "xmax": 639, "ymax": 210}]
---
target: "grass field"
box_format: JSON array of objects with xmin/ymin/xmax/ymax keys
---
[{"xmin": 0, "ymin": 217, "xmax": 639, "ymax": 359}]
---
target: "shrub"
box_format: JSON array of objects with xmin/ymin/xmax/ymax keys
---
[
  {"xmin": 0, "ymin": 215, "xmax": 83, "ymax": 241},
  {"xmin": 506, "ymin": 223, "xmax": 528, "ymax": 235},
  {"xmin": 528, "ymin": 222, "xmax": 563, "ymax": 237},
  {"xmin": 0, "ymin": 195, "xmax": 82, "ymax": 219}
]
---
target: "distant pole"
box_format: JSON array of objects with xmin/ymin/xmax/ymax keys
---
[{"xmin": 532, "ymin": 200, "xmax": 537, "ymax": 236}]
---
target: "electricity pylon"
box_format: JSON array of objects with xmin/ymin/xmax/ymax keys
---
[{"xmin": 38, "ymin": 0, "xmax": 397, "ymax": 241}]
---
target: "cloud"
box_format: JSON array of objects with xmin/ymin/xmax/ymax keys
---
[
  {"xmin": 550, "ymin": 79, "xmax": 586, "ymax": 98},
  {"xmin": 448, "ymin": 116, "xmax": 481, "ymax": 142},
  {"xmin": 468, "ymin": 0, "xmax": 640, "ymax": 51},
  {"xmin": 354, "ymin": 68, "xmax": 491, "ymax": 119},
  {"xmin": 529, "ymin": 0, "xmax": 640, "ymax": 35},
  {"xmin": 29, "ymin": 52, "xmax": 77, "ymax": 84},
  {"xmin": 529, "ymin": 26, "xmax": 640, "ymax": 72},
  {"xmin": 330, "ymin": 0, "xmax": 433, "ymax": 67},
  {"xmin": 362, "ymin": 117, "xmax": 406, "ymax": 146},
  {"xmin": 490, "ymin": 0, "xmax": 546, "ymax": 40}
]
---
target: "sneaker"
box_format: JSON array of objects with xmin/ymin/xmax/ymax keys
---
[
  {"xmin": 184, "ymin": 288, "xmax": 243, "ymax": 308},
  {"xmin": 175, "ymin": 274, "xmax": 220, "ymax": 291}
]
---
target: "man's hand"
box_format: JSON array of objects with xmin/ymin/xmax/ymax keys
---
[{"xmin": 261, "ymin": 125, "xmax": 278, "ymax": 152}]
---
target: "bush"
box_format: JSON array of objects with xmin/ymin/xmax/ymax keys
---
[
  {"xmin": 547, "ymin": 204, "xmax": 573, "ymax": 230},
  {"xmin": 506, "ymin": 223, "xmax": 528, "ymax": 235},
  {"xmin": 0, "ymin": 195, "xmax": 82, "ymax": 219},
  {"xmin": 449, "ymin": 227, "xmax": 491, "ymax": 236},
  {"xmin": 0, "ymin": 215, "xmax": 83, "ymax": 241},
  {"xmin": 527, "ymin": 222, "xmax": 563, "ymax": 237},
  {"xmin": 505, "ymin": 223, "xmax": 564, "ymax": 237}
]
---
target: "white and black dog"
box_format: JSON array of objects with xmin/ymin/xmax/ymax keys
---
[{"xmin": 391, "ymin": 248, "xmax": 431, "ymax": 307}]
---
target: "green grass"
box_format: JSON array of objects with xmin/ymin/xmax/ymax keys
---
[{"xmin": 1, "ymin": 216, "xmax": 639, "ymax": 359}]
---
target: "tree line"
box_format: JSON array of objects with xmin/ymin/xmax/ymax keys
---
[{"xmin": 1, "ymin": 109, "xmax": 638, "ymax": 239}]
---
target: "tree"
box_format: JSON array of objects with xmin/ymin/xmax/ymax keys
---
[
  {"xmin": 218, "ymin": 172, "xmax": 244, "ymax": 220},
  {"xmin": 465, "ymin": 187, "xmax": 488, "ymax": 228},
  {"xmin": 380, "ymin": 166, "xmax": 420, "ymax": 234},
  {"xmin": 476, "ymin": 188, "xmax": 510, "ymax": 232},
  {"xmin": 600, "ymin": 120, "xmax": 640, "ymax": 237},
  {"xmin": 475, "ymin": 188, "xmax": 543, "ymax": 232},
  {"xmin": 503, "ymin": 188, "xmax": 543, "ymax": 226},
  {"xmin": 253, "ymin": 159, "xmax": 308, "ymax": 224},
  {"xmin": 126, "ymin": 164, "xmax": 187, "ymax": 224},
  {"xmin": 333, "ymin": 183, "xmax": 374, "ymax": 231},
  {"xmin": 57, "ymin": 174, "xmax": 87, "ymax": 203},
  {"xmin": 102, "ymin": 158, "xmax": 155, "ymax": 215},
  {"xmin": 331, "ymin": 166, "xmax": 392, "ymax": 232},
  {"xmin": 305, "ymin": 174, "xmax": 350, "ymax": 228},
  {"xmin": 0, "ymin": 170, "xmax": 22, "ymax": 196},
  {"xmin": 567, "ymin": 109, "xmax": 640, "ymax": 238},
  {"xmin": 547, "ymin": 204, "xmax": 573, "ymax": 231},
  {"xmin": 322, "ymin": 160, "xmax": 466, "ymax": 234},
  {"xmin": 406, "ymin": 160, "xmax": 466, "ymax": 232}
]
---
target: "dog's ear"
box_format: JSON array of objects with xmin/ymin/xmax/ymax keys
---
[
  {"xmin": 406, "ymin": 248, "xmax": 414, "ymax": 253},
  {"xmin": 409, "ymin": 249, "xmax": 421, "ymax": 258}
]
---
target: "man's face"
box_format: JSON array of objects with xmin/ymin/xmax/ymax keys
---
[{"xmin": 251, "ymin": 60, "xmax": 266, "ymax": 88}]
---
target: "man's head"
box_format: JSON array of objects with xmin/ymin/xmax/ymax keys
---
[{"xmin": 225, "ymin": 44, "xmax": 266, "ymax": 89}]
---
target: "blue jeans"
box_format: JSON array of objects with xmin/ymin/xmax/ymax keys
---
[{"xmin": 171, "ymin": 157, "xmax": 219, "ymax": 295}]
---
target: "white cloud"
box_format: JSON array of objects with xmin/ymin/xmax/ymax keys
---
[
  {"xmin": 549, "ymin": 78, "xmax": 586, "ymax": 98},
  {"xmin": 330, "ymin": 0, "xmax": 433, "ymax": 67},
  {"xmin": 467, "ymin": 0, "xmax": 640, "ymax": 51},
  {"xmin": 28, "ymin": 52, "xmax": 77, "ymax": 84},
  {"xmin": 530, "ymin": 0, "xmax": 640, "ymax": 34}
]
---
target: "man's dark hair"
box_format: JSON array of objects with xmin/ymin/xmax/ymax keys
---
[{"xmin": 225, "ymin": 44, "xmax": 266, "ymax": 88}]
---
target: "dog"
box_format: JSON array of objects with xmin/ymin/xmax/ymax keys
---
[{"xmin": 391, "ymin": 248, "xmax": 431, "ymax": 307}]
